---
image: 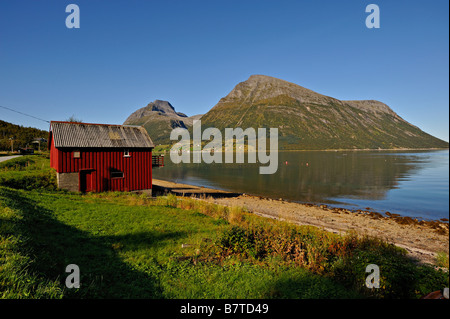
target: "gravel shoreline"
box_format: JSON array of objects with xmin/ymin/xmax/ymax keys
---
[{"xmin": 152, "ymin": 179, "xmax": 449, "ymax": 266}]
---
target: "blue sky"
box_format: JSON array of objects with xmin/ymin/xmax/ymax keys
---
[{"xmin": 0, "ymin": 0, "xmax": 448, "ymax": 141}]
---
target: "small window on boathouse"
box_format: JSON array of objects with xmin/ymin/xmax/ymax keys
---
[{"xmin": 111, "ymin": 169, "xmax": 124, "ymax": 179}]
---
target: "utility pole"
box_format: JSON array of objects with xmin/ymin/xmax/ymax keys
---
[{"xmin": 9, "ymin": 137, "xmax": 14, "ymax": 152}]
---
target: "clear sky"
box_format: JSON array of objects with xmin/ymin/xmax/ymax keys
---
[{"xmin": 0, "ymin": 0, "xmax": 448, "ymax": 141}]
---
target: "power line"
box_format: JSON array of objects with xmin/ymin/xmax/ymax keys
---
[{"xmin": 0, "ymin": 105, "xmax": 50, "ymax": 123}]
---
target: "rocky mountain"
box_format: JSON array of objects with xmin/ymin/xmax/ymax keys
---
[
  {"xmin": 199, "ymin": 75, "xmax": 448, "ymax": 150},
  {"xmin": 123, "ymin": 100, "xmax": 202, "ymax": 145}
]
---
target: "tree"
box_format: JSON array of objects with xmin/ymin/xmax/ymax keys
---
[{"xmin": 66, "ymin": 115, "xmax": 83, "ymax": 123}]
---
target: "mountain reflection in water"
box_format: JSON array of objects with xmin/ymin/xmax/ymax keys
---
[{"xmin": 153, "ymin": 150, "xmax": 449, "ymax": 221}]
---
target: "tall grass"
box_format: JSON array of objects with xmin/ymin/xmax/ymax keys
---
[
  {"xmin": 0, "ymin": 154, "xmax": 56, "ymax": 191},
  {"xmin": 152, "ymin": 194, "xmax": 449, "ymax": 299},
  {"xmin": 436, "ymin": 252, "xmax": 449, "ymax": 269},
  {"xmin": 0, "ymin": 204, "xmax": 64, "ymax": 298}
]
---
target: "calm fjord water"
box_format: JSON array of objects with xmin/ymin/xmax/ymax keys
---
[{"xmin": 153, "ymin": 150, "xmax": 449, "ymax": 221}]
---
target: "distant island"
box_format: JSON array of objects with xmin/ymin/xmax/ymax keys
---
[{"xmin": 124, "ymin": 75, "xmax": 449, "ymax": 150}]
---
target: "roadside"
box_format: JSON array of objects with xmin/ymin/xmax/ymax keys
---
[{"xmin": 0, "ymin": 155, "xmax": 21, "ymax": 163}]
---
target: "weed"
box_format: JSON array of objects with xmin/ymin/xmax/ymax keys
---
[{"xmin": 436, "ymin": 251, "xmax": 449, "ymax": 269}]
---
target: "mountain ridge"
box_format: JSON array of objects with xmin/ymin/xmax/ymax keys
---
[
  {"xmin": 123, "ymin": 100, "xmax": 202, "ymax": 145},
  {"xmin": 199, "ymin": 75, "xmax": 448, "ymax": 150},
  {"xmin": 123, "ymin": 75, "xmax": 448, "ymax": 149}
]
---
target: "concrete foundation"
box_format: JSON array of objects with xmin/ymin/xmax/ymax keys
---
[
  {"xmin": 56, "ymin": 171, "xmax": 152, "ymax": 195},
  {"xmin": 57, "ymin": 172, "xmax": 79, "ymax": 192}
]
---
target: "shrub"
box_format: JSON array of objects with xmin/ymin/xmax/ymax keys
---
[
  {"xmin": 0, "ymin": 169, "xmax": 57, "ymax": 191},
  {"xmin": 217, "ymin": 226, "xmax": 257, "ymax": 258},
  {"xmin": 0, "ymin": 154, "xmax": 56, "ymax": 191}
]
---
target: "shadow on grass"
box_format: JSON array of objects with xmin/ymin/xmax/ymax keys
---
[
  {"xmin": 0, "ymin": 187, "xmax": 174, "ymax": 298},
  {"xmin": 101, "ymin": 231, "xmax": 187, "ymax": 252},
  {"xmin": 264, "ymin": 273, "xmax": 361, "ymax": 299}
]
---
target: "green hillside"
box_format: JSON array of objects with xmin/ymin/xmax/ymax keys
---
[
  {"xmin": 0, "ymin": 120, "xmax": 48, "ymax": 151},
  {"xmin": 199, "ymin": 75, "xmax": 449, "ymax": 150}
]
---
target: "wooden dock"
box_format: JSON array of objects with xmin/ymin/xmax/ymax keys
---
[{"xmin": 152, "ymin": 179, "xmax": 241, "ymax": 198}]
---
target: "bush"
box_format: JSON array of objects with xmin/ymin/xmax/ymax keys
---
[
  {"xmin": 0, "ymin": 154, "xmax": 56, "ymax": 191},
  {"xmin": 329, "ymin": 238, "xmax": 449, "ymax": 298},
  {"xmin": 217, "ymin": 226, "xmax": 257, "ymax": 258},
  {"xmin": 210, "ymin": 217, "xmax": 449, "ymax": 299},
  {"xmin": 0, "ymin": 169, "xmax": 57, "ymax": 191}
]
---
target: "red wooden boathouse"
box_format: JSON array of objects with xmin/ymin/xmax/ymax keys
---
[{"xmin": 49, "ymin": 121, "xmax": 156, "ymax": 194}]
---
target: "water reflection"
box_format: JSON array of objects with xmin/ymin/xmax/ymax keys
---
[{"xmin": 153, "ymin": 150, "xmax": 449, "ymax": 220}]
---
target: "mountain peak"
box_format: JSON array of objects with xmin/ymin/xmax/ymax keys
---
[
  {"xmin": 223, "ymin": 75, "xmax": 398, "ymax": 116},
  {"xmin": 220, "ymin": 74, "xmax": 339, "ymax": 106},
  {"xmin": 247, "ymin": 74, "xmax": 285, "ymax": 82},
  {"xmin": 122, "ymin": 75, "xmax": 448, "ymax": 149},
  {"xmin": 148, "ymin": 100, "xmax": 177, "ymax": 114},
  {"xmin": 123, "ymin": 100, "xmax": 203, "ymax": 145},
  {"xmin": 200, "ymin": 75, "xmax": 448, "ymax": 149},
  {"xmin": 124, "ymin": 100, "xmax": 185, "ymax": 124}
]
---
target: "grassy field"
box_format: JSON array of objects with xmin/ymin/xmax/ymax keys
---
[
  {"xmin": 0, "ymin": 188, "xmax": 363, "ymax": 299},
  {"xmin": 0, "ymin": 154, "xmax": 56, "ymax": 191},
  {"xmin": 0, "ymin": 154, "xmax": 448, "ymax": 299}
]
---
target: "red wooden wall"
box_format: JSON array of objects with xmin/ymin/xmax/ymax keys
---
[{"xmin": 50, "ymin": 137, "xmax": 152, "ymax": 192}]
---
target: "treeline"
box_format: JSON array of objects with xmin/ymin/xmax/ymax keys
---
[{"xmin": 0, "ymin": 120, "xmax": 48, "ymax": 151}]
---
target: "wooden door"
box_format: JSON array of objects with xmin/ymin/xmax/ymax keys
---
[{"xmin": 80, "ymin": 170, "xmax": 94, "ymax": 192}]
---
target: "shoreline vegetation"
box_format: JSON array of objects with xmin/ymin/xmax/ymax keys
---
[
  {"xmin": 152, "ymin": 178, "xmax": 449, "ymax": 266},
  {"xmin": 152, "ymin": 145, "xmax": 449, "ymax": 155},
  {"xmin": 0, "ymin": 154, "xmax": 448, "ymax": 299}
]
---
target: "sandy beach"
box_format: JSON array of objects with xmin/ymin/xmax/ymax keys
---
[{"xmin": 152, "ymin": 179, "xmax": 449, "ymax": 265}]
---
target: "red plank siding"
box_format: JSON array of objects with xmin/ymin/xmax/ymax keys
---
[{"xmin": 50, "ymin": 147, "xmax": 152, "ymax": 192}]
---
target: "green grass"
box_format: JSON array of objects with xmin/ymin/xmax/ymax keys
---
[
  {"xmin": 0, "ymin": 156, "xmax": 448, "ymax": 299},
  {"xmin": 153, "ymin": 144, "xmax": 171, "ymax": 154},
  {"xmin": 0, "ymin": 154, "xmax": 56, "ymax": 191},
  {"xmin": 1, "ymin": 187, "xmax": 448, "ymax": 299},
  {"xmin": 436, "ymin": 252, "xmax": 449, "ymax": 269},
  {"xmin": 0, "ymin": 154, "xmax": 48, "ymax": 170},
  {"xmin": 0, "ymin": 199, "xmax": 64, "ymax": 298},
  {"xmin": 0, "ymin": 188, "xmax": 362, "ymax": 299}
]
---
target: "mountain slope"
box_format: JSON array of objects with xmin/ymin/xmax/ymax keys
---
[
  {"xmin": 123, "ymin": 100, "xmax": 202, "ymax": 145},
  {"xmin": 200, "ymin": 75, "xmax": 448, "ymax": 150}
]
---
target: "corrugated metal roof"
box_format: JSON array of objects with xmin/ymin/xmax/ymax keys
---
[{"xmin": 50, "ymin": 121, "xmax": 154, "ymax": 148}]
